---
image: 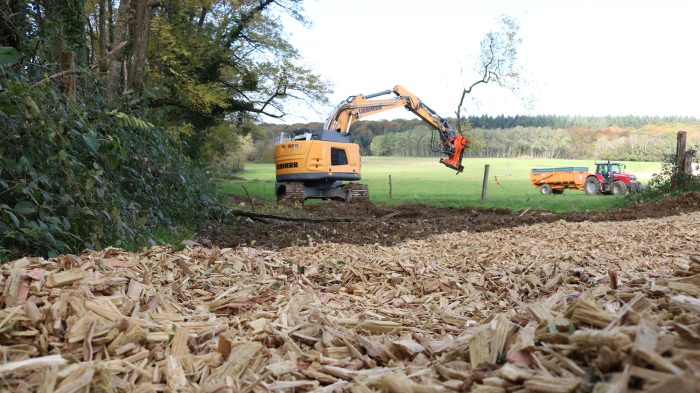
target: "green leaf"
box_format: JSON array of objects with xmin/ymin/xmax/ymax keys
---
[
  {"xmin": 82, "ymin": 132, "xmax": 100, "ymax": 153},
  {"xmin": 14, "ymin": 201, "xmax": 37, "ymax": 215},
  {"xmin": 0, "ymin": 47, "xmax": 21, "ymax": 65},
  {"xmin": 2, "ymin": 210, "xmax": 20, "ymax": 226},
  {"xmin": 24, "ymin": 96, "xmax": 41, "ymax": 119}
]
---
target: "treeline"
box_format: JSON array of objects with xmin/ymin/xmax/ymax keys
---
[
  {"xmin": 372, "ymin": 126, "xmax": 686, "ymax": 161},
  {"xmin": 259, "ymin": 116, "xmax": 700, "ymax": 161},
  {"xmin": 467, "ymin": 114, "xmax": 700, "ymax": 130}
]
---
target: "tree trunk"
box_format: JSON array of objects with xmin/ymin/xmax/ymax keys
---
[
  {"xmin": 61, "ymin": 51, "xmax": 77, "ymax": 101},
  {"xmin": 42, "ymin": 1, "xmax": 66, "ymax": 63},
  {"xmin": 127, "ymin": 0, "xmax": 152, "ymax": 92},
  {"xmin": 36, "ymin": 0, "xmax": 45, "ymax": 35},
  {"xmin": 107, "ymin": 0, "xmax": 130, "ymax": 101},
  {"xmin": 86, "ymin": 14, "xmax": 96, "ymax": 64},
  {"xmin": 108, "ymin": 0, "xmax": 114, "ymax": 45},
  {"xmin": 98, "ymin": 0, "xmax": 107, "ymax": 71},
  {"xmin": 198, "ymin": 6, "xmax": 207, "ymax": 28}
]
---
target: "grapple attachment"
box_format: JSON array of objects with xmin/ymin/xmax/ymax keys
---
[{"xmin": 439, "ymin": 134, "xmax": 468, "ymax": 173}]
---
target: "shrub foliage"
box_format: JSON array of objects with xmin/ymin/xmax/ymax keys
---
[{"xmin": 0, "ymin": 59, "xmax": 217, "ymax": 260}]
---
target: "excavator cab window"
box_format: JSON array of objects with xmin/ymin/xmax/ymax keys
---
[
  {"xmin": 331, "ymin": 148, "xmax": 348, "ymax": 166},
  {"xmin": 276, "ymin": 132, "xmax": 290, "ymax": 144}
]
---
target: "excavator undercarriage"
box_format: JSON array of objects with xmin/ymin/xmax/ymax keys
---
[{"xmin": 276, "ymin": 181, "xmax": 369, "ymax": 205}]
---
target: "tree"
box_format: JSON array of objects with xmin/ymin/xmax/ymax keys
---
[
  {"xmin": 0, "ymin": 0, "xmax": 329, "ymax": 257},
  {"xmin": 455, "ymin": 15, "xmax": 524, "ymax": 133},
  {"xmin": 140, "ymin": 0, "xmax": 330, "ymax": 159}
]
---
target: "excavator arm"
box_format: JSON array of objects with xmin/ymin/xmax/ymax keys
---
[{"xmin": 324, "ymin": 85, "xmax": 468, "ymax": 173}]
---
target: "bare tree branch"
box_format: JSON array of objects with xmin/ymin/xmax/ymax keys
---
[
  {"xmin": 455, "ymin": 15, "xmax": 523, "ymax": 134},
  {"xmin": 223, "ymin": 0, "xmax": 277, "ymax": 48},
  {"xmin": 32, "ymin": 41, "xmax": 127, "ymax": 88}
]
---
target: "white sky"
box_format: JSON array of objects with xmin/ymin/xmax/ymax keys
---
[{"xmin": 277, "ymin": 0, "xmax": 700, "ymax": 123}]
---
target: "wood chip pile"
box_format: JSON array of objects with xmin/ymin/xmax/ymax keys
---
[{"xmin": 1, "ymin": 212, "xmax": 700, "ymax": 392}]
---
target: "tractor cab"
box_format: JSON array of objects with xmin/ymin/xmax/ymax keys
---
[{"xmin": 595, "ymin": 162, "xmax": 625, "ymax": 184}]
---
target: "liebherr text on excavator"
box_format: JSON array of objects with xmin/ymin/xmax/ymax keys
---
[{"xmin": 274, "ymin": 85, "xmax": 468, "ymax": 204}]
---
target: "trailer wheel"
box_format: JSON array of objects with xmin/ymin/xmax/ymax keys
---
[
  {"xmin": 611, "ymin": 180, "xmax": 628, "ymax": 196},
  {"xmin": 584, "ymin": 177, "xmax": 600, "ymax": 195},
  {"xmin": 540, "ymin": 184, "xmax": 552, "ymax": 195},
  {"xmin": 552, "ymin": 189, "xmax": 564, "ymax": 195}
]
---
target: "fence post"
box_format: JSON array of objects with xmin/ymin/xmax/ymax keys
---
[
  {"xmin": 481, "ymin": 164, "xmax": 490, "ymax": 200},
  {"xmin": 677, "ymin": 131, "xmax": 687, "ymax": 170},
  {"xmin": 389, "ymin": 175, "xmax": 393, "ymax": 199},
  {"xmin": 674, "ymin": 131, "xmax": 687, "ymax": 189}
]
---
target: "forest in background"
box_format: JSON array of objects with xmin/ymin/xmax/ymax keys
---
[{"xmin": 241, "ymin": 116, "xmax": 700, "ymax": 164}]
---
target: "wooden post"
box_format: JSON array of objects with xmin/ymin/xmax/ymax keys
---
[
  {"xmin": 677, "ymin": 131, "xmax": 687, "ymax": 170},
  {"xmin": 481, "ymin": 164, "xmax": 490, "ymax": 200},
  {"xmin": 674, "ymin": 131, "xmax": 688, "ymax": 189},
  {"xmin": 388, "ymin": 175, "xmax": 393, "ymax": 199}
]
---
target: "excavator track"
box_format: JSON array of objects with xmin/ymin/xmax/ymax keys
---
[
  {"xmin": 277, "ymin": 182, "xmax": 305, "ymax": 205},
  {"xmin": 345, "ymin": 183, "xmax": 369, "ymax": 204}
]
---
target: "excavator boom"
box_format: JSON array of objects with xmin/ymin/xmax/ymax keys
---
[{"xmin": 324, "ymin": 85, "xmax": 467, "ymax": 173}]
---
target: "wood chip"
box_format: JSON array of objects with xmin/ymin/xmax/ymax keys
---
[
  {"xmin": 1, "ymin": 213, "xmax": 700, "ymax": 391},
  {"xmin": 0, "ymin": 355, "xmax": 67, "ymax": 374},
  {"xmin": 45, "ymin": 268, "xmax": 85, "ymax": 288}
]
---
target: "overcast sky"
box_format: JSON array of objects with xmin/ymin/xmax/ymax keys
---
[{"xmin": 277, "ymin": 0, "xmax": 700, "ymax": 123}]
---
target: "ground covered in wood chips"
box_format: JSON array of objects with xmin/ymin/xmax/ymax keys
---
[
  {"xmin": 2, "ymin": 205, "xmax": 700, "ymax": 392},
  {"xmin": 201, "ymin": 193, "xmax": 700, "ymax": 249}
]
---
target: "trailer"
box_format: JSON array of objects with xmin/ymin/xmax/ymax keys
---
[{"xmin": 530, "ymin": 167, "xmax": 589, "ymax": 195}]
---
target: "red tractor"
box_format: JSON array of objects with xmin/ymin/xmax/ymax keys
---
[{"xmin": 584, "ymin": 161, "xmax": 643, "ymax": 195}]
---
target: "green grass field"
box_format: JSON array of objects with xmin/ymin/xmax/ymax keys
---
[{"xmin": 219, "ymin": 157, "xmax": 662, "ymax": 212}]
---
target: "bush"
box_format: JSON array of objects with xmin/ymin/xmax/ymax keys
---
[
  {"xmin": 0, "ymin": 67, "xmax": 219, "ymax": 260},
  {"xmin": 629, "ymin": 151, "xmax": 700, "ymax": 204}
]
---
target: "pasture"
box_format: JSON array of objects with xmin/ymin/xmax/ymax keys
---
[{"xmin": 219, "ymin": 157, "xmax": 662, "ymax": 212}]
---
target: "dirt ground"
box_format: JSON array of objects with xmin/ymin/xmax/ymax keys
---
[{"xmin": 199, "ymin": 192, "xmax": 700, "ymax": 249}]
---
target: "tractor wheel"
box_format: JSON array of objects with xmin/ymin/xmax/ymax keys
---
[
  {"xmin": 584, "ymin": 177, "xmax": 600, "ymax": 195},
  {"xmin": 552, "ymin": 189, "xmax": 564, "ymax": 195},
  {"xmin": 540, "ymin": 184, "xmax": 552, "ymax": 195},
  {"xmin": 611, "ymin": 180, "xmax": 628, "ymax": 196}
]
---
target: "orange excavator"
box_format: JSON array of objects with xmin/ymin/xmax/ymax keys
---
[{"xmin": 274, "ymin": 85, "xmax": 468, "ymax": 204}]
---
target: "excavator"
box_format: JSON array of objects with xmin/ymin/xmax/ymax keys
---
[{"xmin": 274, "ymin": 85, "xmax": 468, "ymax": 204}]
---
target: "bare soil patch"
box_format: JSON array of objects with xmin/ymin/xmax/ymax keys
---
[{"xmin": 200, "ymin": 193, "xmax": 700, "ymax": 249}]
